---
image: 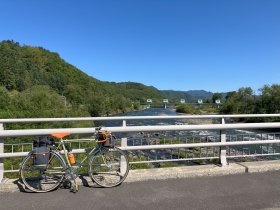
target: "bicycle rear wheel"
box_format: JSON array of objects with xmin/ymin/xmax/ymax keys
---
[
  {"xmin": 88, "ymin": 147, "xmax": 129, "ymax": 187},
  {"xmin": 20, "ymin": 151, "xmax": 66, "ymax": 193}
]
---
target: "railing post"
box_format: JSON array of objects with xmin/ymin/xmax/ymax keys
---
[
  {"xmin": 121, "ymin": 138, "xmax": 127, "ymax": 147},
  {"xmin": 120, "ymin": 137, "xmax": 127, "ymax": 175},
  {"xmin": 121, "ymin": 120, "xmax": 127, "ymax": 175},
  {"xmin": 220, "ymin": 118, "xmax": 228, "ymax": 166},
  {"xmin": 121, "ymin": 119, "xmax": 128, "ymax": 147},
  {"xmin": 0, "ymin": 123, "xmax": 4, "ymax": 182},
  {"xmin": 122, "ymin": 120, "xmax": 126, "ymax": 127},
  {"xmin": 121, "ymin": 120, "xmax": 127, "ymax": 147}
]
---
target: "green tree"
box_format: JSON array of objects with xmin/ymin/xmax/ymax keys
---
[
  {"xmin": 212, "ymin": 93, "xmax": 223, "ymax": 104},
  {"xmin": 221, "ymin": 87, "xmax": 255, "ymax": 114},
  {"xmin": 258, "ymin": 85, "xmax": 280, "ymax": 113},
  {"xmin": 0, "ymin": 86, "xmax": 10, "ymax": 110}
]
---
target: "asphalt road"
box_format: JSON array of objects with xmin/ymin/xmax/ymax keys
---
[{"xmin": 1, "ymin": 171, "xmax": 280, "ymax": 210}]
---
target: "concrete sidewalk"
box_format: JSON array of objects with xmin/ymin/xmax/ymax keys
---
[{"xmin": 1, "ymin": 160, "xmax": 280, "ymax": 192}]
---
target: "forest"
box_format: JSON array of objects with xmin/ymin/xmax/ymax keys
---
[
  {"xmin": 176, "ymin": 85, "xmax": 280, "ymax": 121},
  {"xmin": 0, "ymin": 40, "xmax": 164, "ymax": 119}
]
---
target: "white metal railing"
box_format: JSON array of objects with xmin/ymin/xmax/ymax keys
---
[
  {"xmin": 0, "ymin": 113, "xmax": 280, "ymax": 123},
  {"xmin": 1, "ymin": 122, "xmax": 280, "ymax": 137},
  {"xmin": 2, "ymin": 138, "xmax": 280, "ymax": 157},
  {"xmin": 1, "ymin": 114, "xmax": 280, "ymax": 182}
]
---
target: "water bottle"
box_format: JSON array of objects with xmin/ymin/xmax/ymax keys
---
[{"xmin": 67, "ymin": 147, "xmax": 76, "ymax": 165}]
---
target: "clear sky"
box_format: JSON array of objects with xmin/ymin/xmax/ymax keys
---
[{"xmin": 1, "ymin": 0, "xmax": 280, "ymax": 93}]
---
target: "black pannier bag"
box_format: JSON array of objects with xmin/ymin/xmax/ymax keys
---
[
  {"xmin": 32, "ymin": 136, "xmax": 54, "ymax": 167},
  {"xmin": 97, "ymin": 131, "xmax": 116, "ymax": 147},
  {"xmin": 104, "ymin": 135, "xmax": 116, "ymax": 147}
]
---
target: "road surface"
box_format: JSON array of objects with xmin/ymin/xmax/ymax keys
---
[{"xmin": 1, "ymin": 171, "xmax": 280, "ymax": 210}]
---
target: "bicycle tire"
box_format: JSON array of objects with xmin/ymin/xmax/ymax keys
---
[
  {"xmin": 88, "ymin": 147, "xmax": 129, "ymax": 187},
  {"xmin": 20, "ymin": 150, "xmax": 66, "ymax": 193}
]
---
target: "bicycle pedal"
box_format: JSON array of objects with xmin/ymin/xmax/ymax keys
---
[
  {"xmin": 62, "ymin": 179, "xmax": 72, "ymax": 189},
  {"xmin": 70, "ymin": 185, "xmax": 79, "ymax": 193},
  {"xmin": 70, "ymin": 189, "xmax": 77, "ymax": 193}
]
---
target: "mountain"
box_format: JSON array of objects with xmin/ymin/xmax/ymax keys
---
[
  {"xmin": 160, "ymin": 90, "xmax": 195, "ymax": 103},
  {"xmin": 0, "ymin": 40, "xmax": 225, "ymax": 118},
  {"xmin": 184, "ymin": 90, "xmax": 213, "ymax": 99},
  {"xmin": 0, "ymin": 40, "xmax": 162, "ymax": 116},
  {"xmin": 160, "ymin": 90, "xmax": 216, "ymax": 102}
]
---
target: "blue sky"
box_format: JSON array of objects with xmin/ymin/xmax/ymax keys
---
[{"xmin": 1, "ymin": 0, "xmax": 280, "ymax": 93}]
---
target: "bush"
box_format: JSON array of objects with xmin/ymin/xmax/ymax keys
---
[{"xmin": 176, "ymin": 104, "xmax": 198, "ymax": 114}]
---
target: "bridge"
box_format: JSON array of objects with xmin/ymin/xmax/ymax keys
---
[
  {"xmin": 145, "ymin": 98, "xmax": 222, "ymax": 109},
  {"xmin": 1, "ymin": 114, "xmax": 280, "ymax": 209}
]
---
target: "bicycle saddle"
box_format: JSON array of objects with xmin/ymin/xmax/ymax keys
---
[{"xmin": 51, "ymin": 132, "xmax": 71, "ymax": 139}]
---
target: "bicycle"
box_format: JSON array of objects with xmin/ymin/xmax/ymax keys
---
[{"xmin": 19, "ymin": 128, "xmax": 129, "ymax": 193}]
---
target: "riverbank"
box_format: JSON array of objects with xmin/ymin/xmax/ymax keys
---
[{"xmin": 176, "ymin": 112, "xmax": 216, "ymax": 125}]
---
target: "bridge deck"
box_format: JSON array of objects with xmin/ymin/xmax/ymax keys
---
[{"xmin": 1, "ymin": 170, "xmax": 280, "ymax": 210}]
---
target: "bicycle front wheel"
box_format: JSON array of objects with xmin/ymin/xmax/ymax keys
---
[
  {"xmin": 20, "ymin": 151, "xmax": 66, "ymax": 193},
  {"xmin": 88, "ymin": 147, "xmax": 129, "ymax": 187}
]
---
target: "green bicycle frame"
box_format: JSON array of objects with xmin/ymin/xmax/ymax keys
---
[{"xmin": 53, "ymin": 138, "xmax": 104, "ymax": 168}]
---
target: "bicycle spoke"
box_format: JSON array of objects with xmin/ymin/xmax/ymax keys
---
[
  {"xmin": 20, "ymin": 151, "xmax": 66, "ymax": 192},
  {"xmin": 89, "ymin": 147, "xmax": 129, "ymax": 187}
]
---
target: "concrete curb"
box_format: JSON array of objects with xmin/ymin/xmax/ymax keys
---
[
  {"xmin": 125, "ymin": 160, "xmax": 280, "ymax": 182},
  {"xmin": 1, "ymin": 160, "xmax": 280, "ymax": 192}
]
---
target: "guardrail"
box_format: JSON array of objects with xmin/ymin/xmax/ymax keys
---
[{"xmin": 1, "ymin": 114, "xmax": 280, "ymax": 182}]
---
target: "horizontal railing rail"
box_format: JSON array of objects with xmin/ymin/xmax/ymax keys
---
[
  {"xmin": 1, "ymin": 122, "xmax": 280, "ymax": 137},
  {"xmin": 1, "ymin": 113, "xmax": 280, "ymax": 123},
  {"xmin": 2, "ymin": 139, "xmax": 280, "ymax": 158}
]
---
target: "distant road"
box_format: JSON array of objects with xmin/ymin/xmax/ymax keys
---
[{"xmin": 1, "ymin": 171, "xmax": 280, "ymax": 210}]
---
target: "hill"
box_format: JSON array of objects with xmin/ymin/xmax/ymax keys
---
[
  {"xmin": 160, "ymin": 90, "xmax": 217, "ymax": 103},
  {"xmin": 160, "ymin": 90, "xmax": 195, "ymax": 103},
  {"xmin": 0, "ymin": 40, "xmax": 225, "ymax": 118},
  {"xmin": 184, "ymin": 90, "xmax": 213, "ymax": 99},
  {"xmin": 0, "ymin": 40, "xmax": 162, "ymax": 117}
]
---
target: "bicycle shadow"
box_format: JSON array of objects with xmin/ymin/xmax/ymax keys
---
[
  {"xmin": 78, "ymin": 174, "xmax": 103, "ymax": 188},
  {"xmin": 15, "ymin": 178, "xmax": 88, "ymax": 193},
  {"xmin": 13, "ymin": 179, "xmax": 32, "ymax": 193}
]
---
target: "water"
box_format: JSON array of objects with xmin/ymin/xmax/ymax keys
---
[
  {"xmin": 99, "ymin": 108, "xmax": 280, "ymax": 163},
  {"xmin": 98, "ymin": 108, "xmax": 214, "ymax": 139},
  {"xmin": 100, "ymin": 108, "xmax": 181, "ymax": 127},
  {"xmin": 99, "ymin": 107, "xmax": 260, "ymax": 137}
]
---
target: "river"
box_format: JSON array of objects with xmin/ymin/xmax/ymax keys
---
[
  {"xmin": 100, "ymin": 108, "xmax": 279, "ymax": 163},
  {"xmin": 100, "ymin": 107, "xmax": 259, "ymax": 137}
]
